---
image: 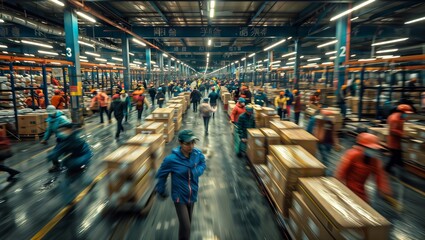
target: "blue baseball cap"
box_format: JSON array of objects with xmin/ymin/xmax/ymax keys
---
[
  {"xmin": 178, "ymin": 129, "xmax": 199, "ymax": 143},
  {"xmin": 238, "ymin": 97, "xmax": 246, "ymax": 103}
]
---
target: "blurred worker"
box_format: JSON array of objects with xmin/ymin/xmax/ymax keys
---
[
  {"xmin": 41, "ymin": 105, "xmax": 70, "ymax": 145},
  {"xmin": 314, "ymin": 110, "xmax": 340, "ymax": 171},
  {"xmin": 254, "ymin": 88, "xmax": 267, "ymax": 106},
  {"xmin": 47, "ymin": 123, "xmax": 92, "ymax": 173},
  {"xmin": 230, "ymin": 98, "xmax": 246, "ymax": 123},
  {"xmin": 135, "ymin": 92, "xmax": 150, "ymax": 121},
  {"xmin": 109, "ymin": 94, "xmax": 126, "ymax": 139},
  {"xmin": 385, "ymin": 104, "xmax": 413, "ymax": 173},
  {"xmin": 190, "ymin": 87, "xmax": 202, "ymax": 113},
  {"xmin": 36, "ymin": 90, "xmax": 46, "ymax": 109},
  {"xmin": 51, "ymin": 90, "xmax": 66, "ymax": 109},
  {"xmin": 285, "ymin": 89, "xmax": 294, "ymax": 118},
  {"xmin": 120, "ymin": 90, "xmax": 131, "ymax": 122},
  {"xmin": 173, "ymin": 84, "xmax": 183, "ymax": 97},
  {"xmin": 156, "ymin": 87, "xmax": 166, "ymax": 108},
  {"xmin": 208, "ymin": 87, "xmax": 220, "ymax": 118},
  {"xmin": 156, "ymin": 129, "xmax": 207, "ymax": 240},
  {"xmin": 293, "ymin": 90, "xmax": 302, "ymax": 124},
  {"xmin": 240, "ymin": 86, "xmax": 252, "ymax": 103},
  {"xmin": 90, "ymin": 89, "xmax": 111, "ymax": 124},
  {"xmin": 336, "ymin": 133, "xmax": 392, "ymax": 202},
  {"xmin": 168, "ymin": 82, "xmax": 175, "ymax": 98},
  {"xmin": 25, "ymin": 92, "xmax": 40, "ymax": 110},
  {"xmin": 236, "ymin": 105, "xmax": 255, "ymax": 157},
  {"xmin": 310, "ymin": 90, "xmax": 321, "ymax": 106},
  {"xmin": 132, "ymin": 87, "xmax": 144, "ymax": 103},
  {"xmin": 0, "ymin": 135, "xmax": 20, "ymax": 181},
  {"xmin": 199, "ymin": 82, "xmax": 206, "ymax": 96},
  {"xmin": 148, "ymin": 84, "xmax": 157, "ymax": 108},
  {"xmin": 275, "ymin": 91, "xmax": 288, "ymax": 119},
  {"xmin": 199, "ymin": 98, "xmax": 213, "ymax": 134},
  {"xmin": 337, "ymin": 85, "xmax": 348, "ymax": 118}
]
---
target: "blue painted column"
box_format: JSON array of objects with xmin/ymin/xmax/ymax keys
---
[
  {"xmin": 121, "ymin": 34, "xmax": 130, "ymax": 91},
  {"xmin": 243, "ymin": 58, "xmax": 247, "ymax": 83},
  {"xmin": 253, "ymin": 55, "xmax": 257, "ymax": 85},
  {"xmin": 334, "ymin": 5, "xmax": 348, "ymax": 96},
  {"xmin": 145, "ymin": 48, "xmax": 152, "ymax": 83},
  {"xmin": 159, "ymin": 53, "xmax": 164, "ymax": 84},
  {"xmin": 168, "ymin": 58, "xmax": 172, "ymax": 83},
  {"xmin": 64, "ymin": 9, "xmax": 83, "ymax": 124},
  {"xmin": 294, "ymin": 39, "xmax": 301, "ymax": 90}
]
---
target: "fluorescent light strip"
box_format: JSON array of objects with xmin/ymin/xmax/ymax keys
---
[
  {"xmin": 325, "ymin": 51, "xmax": 337, "ymax": 55},
  {"xmin": 371, "ymin": 38, "xmax": 408, "ymax": 46},
  {"xmin": 282, "ymin": 52, "xmax": 296, "ymax": 57},
  {"xmin": 162, "ymin": 53, "xmax": 168, "ymax": 58},
  {"xmin": 248, "ymin": 53, "xmax": 256, "ymax": 57},
  {"xmin": 132, "ymin": 38, "xmax": 147, "ymax": 46},
  {"xmin": 78, "ymin": 40, "xmax": 94, "ymax": 48},
  {"xmin": 270, "ymin": 61, "xmax": 280, "ymax": 64},
  {"xmin": 80, "ymin": 59, "xmax": 89, "ymax": 63},
  {"xmin": 50, "ymin": 62, "xmax": 61, "ymax": 65},
  {"xmin": 95, "ymin": 58, "xmax": 107, "ymax": 62},
  {"xmin": 264, "ymin": 39, "xmax": 286, "ymax": 51},
  {"xmin": 330, "ymin": 0, "xmax": 375, "ymax": 21},
  {"xmin": 0, "ymin": 19, "xmax": 4, "ymax": 23},
  {"xmin": 405, "ymin": 16, "xmax": 425, "ymax": 24},
  {"xmin": 85, "ymin": 51, "xmax": 100, "ymax": 57},
  {"xmin": 133, "ymin": 61, "xmax": 142, "ymax": 64},
  {"xmin": 307, "ymin": 58, "xmax": 321, "ymax": 62},
  {"xmin": 49, "ymin": 0, "xmax": 64, "ymax": 7},
  {"xmin": 106, "ymin": 62, "xmax": 116, "ymax": 65},
  {"xmin": 376, "ymin": 49, "xmax": 398, "ymax": 54},
  {"xmin": 358, "ymin": 58, "xmax": 376, "ymax": 62},
  {"xmin": 38, "ymin": 50, "xmax": 58, "ymax": 55},
  {"xmin": 2, "ymin": 51, "xmax": 8, "ymax": 54},
  {"xmin": 171, "ymin": 58, "xmax": 175, "ymax": 61},
  {"xmin": 21, "ymin": 40, "xmax": 53, "ymax": 48},
  {"xmin": 80, "ymin": 56, "xmax": 87, "ymax": 59},
  {"xmin": 112, "ymin": 57, "xmax": 123, "ymax": 61},
  {"xmin": 207, "ymin": 53, "xmax": 210, "ymax": 57},
  {"xmin": 207, "ymin": 39, "xmax": 212, "ymax": 46},
  {"xmin": 210, "ymin": 9, "xmax": 214, "ymax": 18},
  {"xmin": 286, "ymin": 62, "xmax": 295, "ymax": 65},
  {"xmin": 24, "ymin": 53, "xmax": 35, "ymax": 57},
  {"xmin": 382, "ymin": 55, "xmax": 400, "ymax": 59},
  {"xmin": 0, "ymin": 45, "xmax": 7, "ymax": 49},
  {"xmin": 317, "ymin": 40, "xmax": 337, "ymax": 48},
  {"xmin": 129, "ymin": 52, "xmax": 135, "ymax": 56},
  {"xmin": 76, "ymin": 11, "xmax": 96, "ymax": 23},
  {"xmin": 351, "ymin": 17, "xmax": 359, "ymax": 21},
  {"xmin": 322, "ymin": 62, "xmax": 334, "ymax": 65},
  {"xmin": 330, "ymin": 56, "xmax": 336, "ymax": 60},
  {"xmin": 241, "ymin": 57, "xmax": 246, "ymax": 61}
]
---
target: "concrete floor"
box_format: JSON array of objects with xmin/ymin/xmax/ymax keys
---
[{"xmin": 0, "ymin": 98, "xmax": 424, "ymax": 240}]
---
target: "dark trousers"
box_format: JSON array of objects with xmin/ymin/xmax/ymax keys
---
[
  {"xmin": 174, "ymin": 203, "xmax": 194, "ymax": 240},
  {"xmin": 294, "ymin": 112, "xmax": 301, "ymax": 125},
  {"xmin": 386, "ymin": 148, "xmax": 403, "ymax": 171},
  {"xmin": 100, "ymin": 106, "xmax": 110, "ymax": 123},
  {"xmin": 339, "ymin": 102, "xmax": 347, "ymax": 118},
  {"xmin": 150, "ymin": 95, "xmax": 155, "ymax": 107},
  {"xmin": 158, "ymin": 102, "xmax": 163, "ymax": 108},
  {"xmin": 0, "ymin": 164, "xmax": 19, "ymax": 176},
  {"xmin": 137, "ymin": 108, "xmax": 144, "ymax": 120},
  {"xmin": 203, "ymin": 116, "xmax": 210, "ymax": 133},
  {"xmin": 277, "ymin": 108, "xmax": 287, "ymax": 119},
  {"xmin": 192, "ymin": 102, "xmax": 198, "ymax": 112},
  {"xmin": 318, "ymin": 143, "xmax": 332, "ymax": 167},
  {"xmin": 115, "ymin": 117, "xmax": 124, "ymax": 138}
]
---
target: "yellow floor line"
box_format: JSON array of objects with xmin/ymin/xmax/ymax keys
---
[
  {"xmin": 390, "ymin": 175, "xmax": 425, "ymax": 197},
  {"xmin": 31, "ymin": 169, "xmax": 109, "ymax": 240}
]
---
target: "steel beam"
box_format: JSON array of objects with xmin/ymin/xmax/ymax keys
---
[
  {"xmin": 149, "ymin": 1, "xmax": 169, "ymax": 24},
  {"xmin": 248, "ymin": 1, "xmax": 269, "ymax": 25},
  {"xmin": 122, "ymin": 34, "xmax": 131, "ymax": 90}
]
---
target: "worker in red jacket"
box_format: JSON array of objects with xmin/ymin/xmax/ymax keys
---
[
  {"xmin": 385, "ymin": 104, "xmax": 413, "ymax": 173},
  {"xmin": 230, "ymin": 98, "xmax": 246, "ymax": 123},
  {"xmin": 335, "ymin": 133, "xmax": 392, "ymax": 202}
]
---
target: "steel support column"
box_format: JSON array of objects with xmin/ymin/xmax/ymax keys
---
[
  {"xmin": 64, "ymin": 9, "xmax": 83, "ymax": 124},
  {"xmin": 168, "ymin": 58, "xmax": 172, "ymax": 83},
  {"xmin": 253, "ymin": 55, "xmax": 257, "ymax": 85},
  {"xmin": 294, "ymin": 39, "xmax": 301, "ymax": 90},
  {"xmin": 146, "ymin": 48, "xmax": 152, "ymax": 82},
  {"xmin": 334, "ymin": 5, "xmax": 348, "ymax": 97},
  {"xmin": 159, "ymin": 53, "xmax": 164, "ymax": 84},
  {"xmin": 121, "ymin": 34, "xmax": 130, "ymax": 91}
]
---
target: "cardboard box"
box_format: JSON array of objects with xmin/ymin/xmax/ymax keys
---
[
  {"xmin": 279, "ymin": 129, "xmax": 318, "ymax": 156},
  {"xmin": 260, "ymin": 128, "xmax": 281, "ymax": 147},
  {"xmin": 288, "ymin": 208, "xmax": 302, "ymax": 240},
  {"xmin": 263, "ymin": 115, "xmax": 280, "ymax": 128},
  {"xmin": 145, "ymin": 114, "xmax": 154, "ymax": 121},
  {"xmin": 299, "ymin": 177, "xmax": 391, "ymax": 240},
  {"xmin": 292, "ymin": 192, "xmax": 333, "ymax": 240},
  {"xmin": 165, "ymin": 127, "xmax": 175, "ymax": 143},
  {"xmin": 270, "ymin": 121, "xmax": 302, "ymax": 139},
  {"xmin": 247, "ymin": 128, "xmax": 266, "ymax": 148},
  {"xmin": 124, "ymin": 134, "xmax": 163, "ymax": 151},
  {"xmin": 261, "ymin": 107, "xmax": 276, "ymax": 115},
  {"xmin": 266, "ymin": 155, "xmax": 287, "ymax": 190},
  {"xmin": 267, "ymin": 175, "xmax": 291, "ymax": 216},
  {"xmin": 247, "ymin": 143, "xmax": 266, "ymax": 164},
  {"xmin": 153, "ymin": 118, "xmax": 173, "ymax": 129},
  {"xmin": 151, "ymin": 141, "xmax": 166, "ymax": 169},
  {"xmin": 104, "ymin": 146, "xmax": 150, "ymax": 174},
  {"xmin": 135, "ymin": 122, "xmax": 164, "ymax": 135},
  {"xmin": 152, "ymin": 108, "xmax": 175, "ymax": 119}
]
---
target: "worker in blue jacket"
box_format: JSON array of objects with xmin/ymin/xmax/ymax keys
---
[{"xmin": 155, "ymin": 129, "xmax": 207, "ymax": 240}]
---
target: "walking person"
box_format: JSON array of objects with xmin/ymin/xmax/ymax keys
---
[
  {"xmin": 293, "ymin": 90, "xmax": 302, "ymax": 124},
  {"xmin": 148, "ymin": 84, "xmax": 157, "ymax": 108},
  {"xmin": 236, "ymin": 106, "xmax": 255, "ymax": 157},
  {"xmin": 285, "ymin": 89, "xmax": 294, "ymax": 119},
  {"xmin": 314, "ymin": 110, "xmax": 340, "ymax": 174},
  {"xmin": 230, "ymin": 98, "xmax": 246, "ymax": 124},
  {"xmin": 274, "ymin": 91, "xmax": 288, "ymax": 119},
  {"xmin": 156, "ymin": 130, "xmax": 207, "ymax": 240},
  {"xmin": 0, "ymin": 136, "xmax": 20, "ymax": 181},
  {"xmin": 208, "ymin": 87, "xmax": 219, "ymax": 118},
  {"xmin": 190, "ymin": 87, "xmax": 202, "ymax": 112},
  {"xmin": 40, "ymin": 105, "xmax": 71, "ymax": 145},
  {"xmin": 199, "ymin": 98, "xmax": 213, "ymax": 134},
  {"xmin": 156, "ymin": 87, "xmax": 166, "ymax": 108},
  {"xmin": 120, "ymin": 90, "xmax": 131, "ymax": 122},
  {"xmin": 90, "ymin": 89, "xmax": 111, "ymax": 124},
  {"xmin": 135, "ymin": 92, "xmax": 150, "ymax": 121},
  {"xmin": 50, "ymin": 90, "xmax": 66, "ymax": 110},
  {"xmin": 109, "ymin": 94, "xmax": 126, "ymax": 139}
]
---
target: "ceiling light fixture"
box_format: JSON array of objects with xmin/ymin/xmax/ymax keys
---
[
  {"xmin": 95, "ymin": 58, "xmax": 107, "ymax": 62},
  {"xmin": 281, "ymin": 52, "xmax": 296, "ymax": 57},
  {"xmin": 307, "ymin": 58, "xmax": 321, "ymax": 62},
  {"xmin": 322, "ymin": 62, "xmax": 334, "ymax": 65},
  {"xmin": 76, "ymin": 11, "xmax": 96, "ymax": 23},
  {"xmin": 80, "ymin": 56, "xmax": 87, "ymax": 59},
  {"xmin": 248, "ymin": 53, "xmax": 256, "ymax": 57},
  {"xmin": 0, "ymin": 45, "xmax": 7, "ymax": 49},
  {"xmin": 264, "ymin": 39, "xmax": 286, "ymax": 51},
  {"xmin": 49, "ymin": 0, "xmax": 64, "ymax": 7},
  {"xmin": 21, "ymin": 40, "xmax": 53, "ymax": 48},
  {"xmin": 85, "ymin": 51, "xmax": 100, "ymax": 57},
  {"xmin": 241, "ymin": 57, "xmax": 246, "ymax": 61},
  {"xmin": 0, "ymin": 19, "xmax": 4, "ymax": 23},
  {"xmin": 325, "ymin": 51, "xmax": 337, "ymax": 55},
  {"xmin": 376, "ymin": 49, "xmax": 398, "ymax": 54},
  {"xmin": 358, "ymin": 58, "xmax": 376, "ymax": 62},
  {"xmin": 330, "ymin": 0, "xmax": 375, "ymax": 21},
  {"xmin": 129, "ymin": 52, "xmax": 135, "ymax": 56},
  {"xmin": 163, "ymin": 53, "xmax": 168, "ymax": 58},
  {"xmin": 405, "ymin": 16, "xmax": 425, "ymax": 25},
  {"xmin": 132, "ymin": 38, "xmax": 147, "ymax": 46},
  {"xmin": 78, "ymin": 41, "xmax": 94, "ymax": 48},
  {"xmin": 134, "ymin": 61, "xmax": 142, "ymax": 64},
  {"xmin": 80, "ymin": 59, "xmax": 88, "ymax": 62},
  {"xmin": 350, "ymin": 17, "xmax": 359, "ymax": 21},
  {"xmin": 286, "ymin": 62, "xmax": 295, "ymax": 65},
  {"xmin": 207, "ymin": 53, "xmax": 210, "ymax": 57},
  {"xmin": 317, "ymin": 40, "xmax": 337, "ymax": 48},
  {"xmin": 112, "ymin": 57, "xmax": 123, "ymax": 61},
  {"xmin": 2, "ymin": 51, "xmax": 8, "ymax": 54},
  {"xmin": 330, "ymin": 56, "xmax": 337, "ymax": 60},
  {"xmin": 38, "ymin": 50, "xmax": 58, "ymax": 56},
  {"xmin": 371, "ymin": 38, "xmax": 408, "ymax": 46}
]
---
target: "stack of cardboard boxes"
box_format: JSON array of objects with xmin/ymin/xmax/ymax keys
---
[
  {"xmin": 263, "ymin": 145, "xmax": 325, "ymax": 217},
  {"xmin": 246, "ymin": 129, "xmax": 267, "ymax": 164},
  {"xmin": 135, "ymin": 121, "xmax": 164, "ymax": 135},
  {"xmin": 17, "ymin": 113, "xmax": 49, "ymax": 135},
  {"xmin": 289, "ymin": 177, "xmax": 391, "ymax": 240},
  {"xmin": 227, "ymin": 100, "xmax": 236, "ymax": 117},
  {"xmin": 124, "ymin": 134, "xmax": 166, "ymax": 170},
  {"xmin": 167, "ymin": 104, "xmax": 184, "ymax": 132},
  {"xmin": 259, "ymin": 128, "xmax": 281, "ymax": 154},
  {"xmin": 403, "ymin": 124, "xmax": 425, "ymax": 166},
  {"xmin": 278, "ymin": 128, "xmax": 318, "ymax": 155},
  {"xmin": 257, "ymin": 107, "xmax": 279, "ymax": 128},
  {"xmin": 151, "ymin": 108, "xmax": 175, "ymax": 143}
]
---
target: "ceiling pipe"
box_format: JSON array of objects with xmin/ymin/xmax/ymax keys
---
[
  {"xmin": 0, "ymin": 10, "xmax": 121, "ymax": 52},
  {"xmin": 67, "ymin": 0, "xmax": 160, "ymax": 51}
]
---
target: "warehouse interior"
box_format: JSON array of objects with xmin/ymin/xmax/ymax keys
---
[{"xmin": 1, "ymin": 1, "xmax": 425, "ymax": 240}]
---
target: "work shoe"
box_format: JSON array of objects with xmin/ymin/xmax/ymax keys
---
[
  {"xmin": 7, "ymin": 171, "xmax": 20, "ymax": 182},
  {"xmin": 48, "ymin": 166, "xmax": 63, "ymax": 173}
]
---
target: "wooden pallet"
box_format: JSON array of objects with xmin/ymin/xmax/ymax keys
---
[{"xmin": 19, "ymin": 133, "xmax": 44, "ymax": 141}]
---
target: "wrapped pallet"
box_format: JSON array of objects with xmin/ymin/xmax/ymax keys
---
[
  {"xmin": 298, "ymin": 177, "xmax": 391, "ymax": 240},
  {"xmin": 266, "ymin": 145, "xmax": 325, "ymax": 217}
]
